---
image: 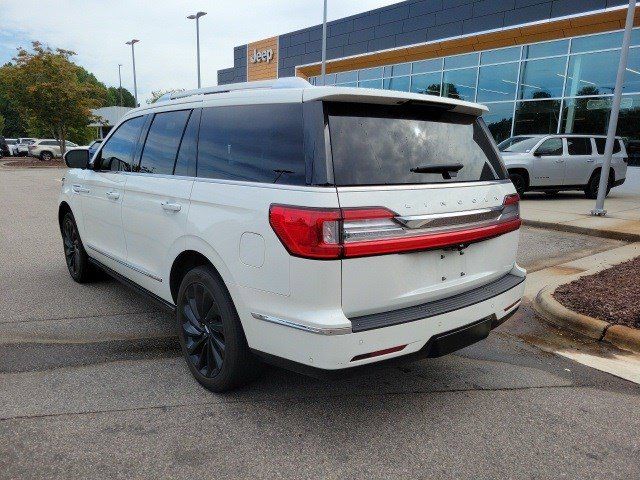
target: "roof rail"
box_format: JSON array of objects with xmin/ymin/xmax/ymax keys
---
[{"xmin": 169, "ymin": 77, "xmax": 311, "ymax": 101}]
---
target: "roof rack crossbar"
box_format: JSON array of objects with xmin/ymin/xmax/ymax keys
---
[{"xmin": 169, "ymin": 77, "xmax": 310, "ymax": 101}]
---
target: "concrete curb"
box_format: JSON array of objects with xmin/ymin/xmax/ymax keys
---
[
  {"xmin": 523, "ymin": 219, "xmax": 640, "ymax": 243},
  {"xmin": 534, "ymin": 286, "xmax": 640, "ymax": 354}
]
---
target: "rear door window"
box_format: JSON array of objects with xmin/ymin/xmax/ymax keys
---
[
  {"xmin": 594, "ymin": 138, "xmax": 622, "ymax": 154},
  {"xmin": 197, "ymin": 104, "xmax": 305, "ymax": 185},
  {"xmin": 138, "ymin": 110, "xmax": 191, "ymax": 175},
  {"xmin": 326, "ymin": 102, "xmax": 506, "ymax": 186},
  {"xmin": 174, "ymin": 109, "xmax": 200, "ymax": 177},
  {"xmin": 97, "ymin": 116, "xmax": 146, "ymax": 171},
  {"xmin": 567, "ymin": 137, "xmax": 591, "ymax": 155}
]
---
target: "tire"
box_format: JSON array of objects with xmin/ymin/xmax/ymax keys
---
[
  {"xmin": 509, "ymin": 172, "xmax": 527, "ymax": 197},
  {"xmin": 584, "ymin": 171, "xmax": 611, "ymax": 199},
  {"xmin": 40, "ymin": 151, "xmax": 53, "ymax": 161},
  {"xmin": 61, "ymin": 212, "xmax": 96, "ymax": 283},
  {"xmin": 176, "ymin": 265, "xmax": 262, "ymax": 392}
]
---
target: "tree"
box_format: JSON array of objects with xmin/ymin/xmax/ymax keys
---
[
  {"xmin": 4, "ymin": 42, "xmax": 106, "ymax": 154},
  {"xmin": 146, "ymin": 88, "xmax": 184, "ymax": 104},
  {"xmin": 0, "ymin": 63, "xmax": 28, "ymax": 137},
  {"xmin": 106, "ymin": 86, "xmax": 136, "ymax": 107},
  {"xmin": 0, "ymin": 113, "xmax": 4, "ymax": 135}
]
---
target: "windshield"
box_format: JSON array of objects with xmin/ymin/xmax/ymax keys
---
[
  {"xmin": 498, "ymin": 136, "xmax": 540, "ymax": 153},
  {"xmin": 327, "ymin": 102, "xmax": 507, "ymax": 186}
]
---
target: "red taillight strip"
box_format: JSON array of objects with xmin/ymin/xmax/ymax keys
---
[
  {"xmin": 342, "ymin": 218, "xmax": 521, "ymax": 258},
  {"xmin": 351, "ymin": 344, "xmax": 407, "ymax": 362}
]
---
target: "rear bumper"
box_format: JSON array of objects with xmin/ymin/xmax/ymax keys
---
[{"xmin": 247, "ymin": 265, "xmax": 526, "ymax": 373}]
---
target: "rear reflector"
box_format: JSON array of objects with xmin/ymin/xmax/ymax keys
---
[
  {"xmin": 351, "ymin": 344, "xmax": 407, "ymax": 362},
  {"xmin": 269, "ymin": 194, "xmax": 521, "ymax": 260}
]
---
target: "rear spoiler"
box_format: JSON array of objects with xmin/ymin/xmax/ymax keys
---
[{"xmin": 302, "ymin": 86, "xmax": 488, "ymax": 116}]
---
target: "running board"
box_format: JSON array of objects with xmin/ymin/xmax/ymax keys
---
[{"xmin": 88, "ymin": 257, "xmax": 176, "ymax": 313}]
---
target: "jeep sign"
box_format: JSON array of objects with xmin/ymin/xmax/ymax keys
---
[{"xmin": 250, "ymin": 48, "xmax": 273, "ymax": 64}]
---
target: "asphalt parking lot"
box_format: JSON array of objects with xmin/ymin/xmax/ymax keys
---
[{"xmin": 1, "ymin": 166, "xmax": 639, "ymax": 480}]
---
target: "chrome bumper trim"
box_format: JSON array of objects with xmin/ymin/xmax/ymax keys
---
[{"xmin": 251, "ymin": 313, "xmax": 352, "ymax": 336}]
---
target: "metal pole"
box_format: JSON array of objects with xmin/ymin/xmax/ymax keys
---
[
  {"xmin": 321, "ymin": 0, "xmax": 328, "ymax": 85},
  {"xmin": 117, "ymin": 64, "xmax": 123, "ymax": 107},
  {"xmin": 131, "ymin": 44, "xmax": 138, "ymax": 106},
  {"xmin": 196, "ymin": 17, "xmax": 201, "ymax": 88},
  {"xmin": 188, "ymin": 12, "xmax": 207, "ymax": 88},
  {"xmin": 592, "ymin": 0, "xmax": 636, "ymax": 216},
  {"xmin": 126, "ymin": 39, "xmax": 140, "ymax": 107}
]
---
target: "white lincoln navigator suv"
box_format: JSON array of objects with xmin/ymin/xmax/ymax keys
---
[{"xmin": 59, "ymin": 78, "xmax": 526, "ymax": 392}]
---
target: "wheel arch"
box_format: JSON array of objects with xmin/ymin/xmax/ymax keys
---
[
  {"xmin": 169, "ymin": 250, "xmax": 225, "ymax": 305},
  {"xmin": 58, "ymin": 201, "xmax": 73, "ymax": 231},
  {"xmin": 507, "ymin": 168, "xmax": 530, "ymax": 188}
]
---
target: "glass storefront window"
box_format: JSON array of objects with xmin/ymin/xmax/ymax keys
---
[
  {"xmin": 445, "ymin": 52, "xmax": 478, "ymax": 69},
  {"xmin": 482, "ymin": 102, "xmax": 514, "ymax": 143},
  {"xmin": 383, "ymin": 76, "xmax": 410, "ymax": 92},
  {"xmin": 481, "ymin": 46, "xmax": 521, "ymax": 65},
  {"xmin": 561, "ymin": 95, "xmax": 640, "ymax": 138},
  {"xmin": 477, "ymin": 63, "xmax": 518, "ymax": 102},
  {"xmin": 564, "ymin": 50, "xmax": 619, "ymax": 97},
  {"xmin": 524, "ymin": 39, "xmax": 569, "ymax": 59},
  {"xmin": 336, "ymin": 71, "xmax": 357, "ymax": 83},
  {"xmin": 624, "ymin": 47, "xmax": 640, "ymax": 93},
  {"xmin": 513, "ymin": 99, "xmax": 561, "ymax": 135},
  {"xmin": 442, "ymin": 68, "xmax": 477, "ymax": 101},
  {"xmin": 359, "ymin": 67, "xmax": 383, "ymax": 81},
  {"xmin": 518, "ymin": 57, "xmax": 566, "ymax": 99},
  {"xmin": 384, "ymin": 63, "xmax": 411, "ymax": 77},
  {"xmin": 359, "ymin": 78, "xmax": 383, "ymax": 89},
  {"xmin": 410, "ymin": 72, "xmax": 441, "ymax": 96},
  {"xmin": 571, "ymin": 31, "xmax": 623, "ymax": 54},
  {"xmin": 412, "ymin": 58, "xmax": 442, "ymax": 74}
]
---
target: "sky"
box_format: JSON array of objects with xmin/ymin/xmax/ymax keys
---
[{"xmin": 0, "ymin": 0, "xmax": 401, "ymax": 103}]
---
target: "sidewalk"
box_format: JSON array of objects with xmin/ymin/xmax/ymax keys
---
[{"xmin": 520, "ymin": 167, "xmax": 640, "ymax": 241}]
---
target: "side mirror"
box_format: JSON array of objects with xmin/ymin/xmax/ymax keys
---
[{"xmin": 64, "ymin": 149, "xmax": 90, "ymax": 169}]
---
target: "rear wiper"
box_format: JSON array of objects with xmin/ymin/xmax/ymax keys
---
[{"xmin": 410, "ymin": 163, "xmax": 464, "ymax": 180}]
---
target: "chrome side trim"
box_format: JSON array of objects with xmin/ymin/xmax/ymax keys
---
[
  {"xmin": 86, "ymin": 244, "xmax": 163, "ymax": 282},
  {"xmin": 251, "ymin": 313, "xmax": 352, "ymax": 336}
]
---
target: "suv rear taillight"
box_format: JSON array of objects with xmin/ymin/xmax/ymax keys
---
[{"xmin": 269, "ymin": 195, "xmax": 521, "ymax": 260}]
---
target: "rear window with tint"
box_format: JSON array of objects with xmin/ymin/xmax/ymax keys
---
[
  {"xmin": 197, "ymin": 104, "xmax": 305, "ymax": 185},
  {"xmin": 327, "ymin": 103, "xmax": 507, "ymax": 186},
  {"xmin": 594, "ymin": 138, "xmax": 622, "ymax": 155}
]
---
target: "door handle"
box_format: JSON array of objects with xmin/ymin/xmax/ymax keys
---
[
  {"xmin": 161, "ymin": 201, "xmax": 182, "ymax": 212},
  {"xmin": 555, "ymin": 159, "xmax": 565, "ymax": 163},
  {"xmin": 106, "ymin": 191, "xmax": 120, "ymax": 200},
  {"xmin": 72, "ymin": 184, "xmax": 90, "ymax": 194},
  {"xmin": 586, "ymin": 158, "xmax": 595, "ymax": 162}
]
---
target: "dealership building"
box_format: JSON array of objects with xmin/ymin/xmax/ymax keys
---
[{"xmin": 217, "ymin": 0, "xmax": 640, "ymax": 145}]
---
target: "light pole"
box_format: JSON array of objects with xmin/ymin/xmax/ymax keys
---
[
  {"xmin": 591, "ymin": 0, "xmax": 636, "ymax": 216},
  {"xmin": 125, "ymin": 39, "xmax": 140, "ymax": 106},
  {"xmin": 187, "ymin": 11, "xmax": 207, "ymax": 89},
  {"xmin": 117, "ymin": 64, "xmax": 123, "ymax": 107},
  {"xmin": 321, "ymin": 0, "xmax": 328, "ymax": 85}
]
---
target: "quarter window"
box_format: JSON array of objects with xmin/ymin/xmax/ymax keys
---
[
  {"xmin": 197, "ymin": 104, "xmax": 305, "ymax": 185},
  {"xmin": 567, "ymin": 137, "xmax": 591, "ymax": 155},
  {"xmin": 139, "ymin": 110, "xmax": 191, "ymax": 175},
  {"xmin": 97, "ymin": 115, "xmax": 146, "ymax": 171}
]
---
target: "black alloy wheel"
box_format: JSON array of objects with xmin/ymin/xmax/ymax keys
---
[
  {"xmin": 63, "ymin": 216, "xmax": 82, "ymax": 278},
  {"xmin": 181, "ymin": 282, "xmax": 226, "ymax": 378},
  {"xmin": 176, "ymin": 265, "xmax": 262, "ymax": 392},
  {"xmin": 41, "ymin": 151, "xmax": 53, "ymax": 161}
]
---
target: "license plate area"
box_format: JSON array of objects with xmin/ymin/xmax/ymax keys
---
[{"xmin": 437, "ymin": 248, "xmax": 467, "ymax": 283}]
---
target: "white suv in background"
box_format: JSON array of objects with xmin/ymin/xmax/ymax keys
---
[
  {"xmin": 499, "ymin": 134, "xmax": 628, "ymax": 198},
  {"xmin": 59, "ymin": 78, "xmax": 526, "ymax": 392},
  {"xmin": 29, "ymin": 139, "xmax": 78, "ymax": 160}
]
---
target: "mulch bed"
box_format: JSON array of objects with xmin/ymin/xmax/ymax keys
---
[
  {"xmin": 553, "ymin": 256, "xmax": 640, "ymax": 329},
  {"xmin": 2, "ymin": 157, "xmax": 64, "ymax": 168}
]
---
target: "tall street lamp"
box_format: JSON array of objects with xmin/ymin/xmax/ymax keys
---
[
  {"xmin": 187, "ymin": 11, "xmax": 207, "ymax": 88},
  {"xmin": 117, "ymin": 64, "xmax": 123, "ymax": 107},
  {"xmin": 125, "ymin": 39, "xmax": 140, "ymax": 106}
]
